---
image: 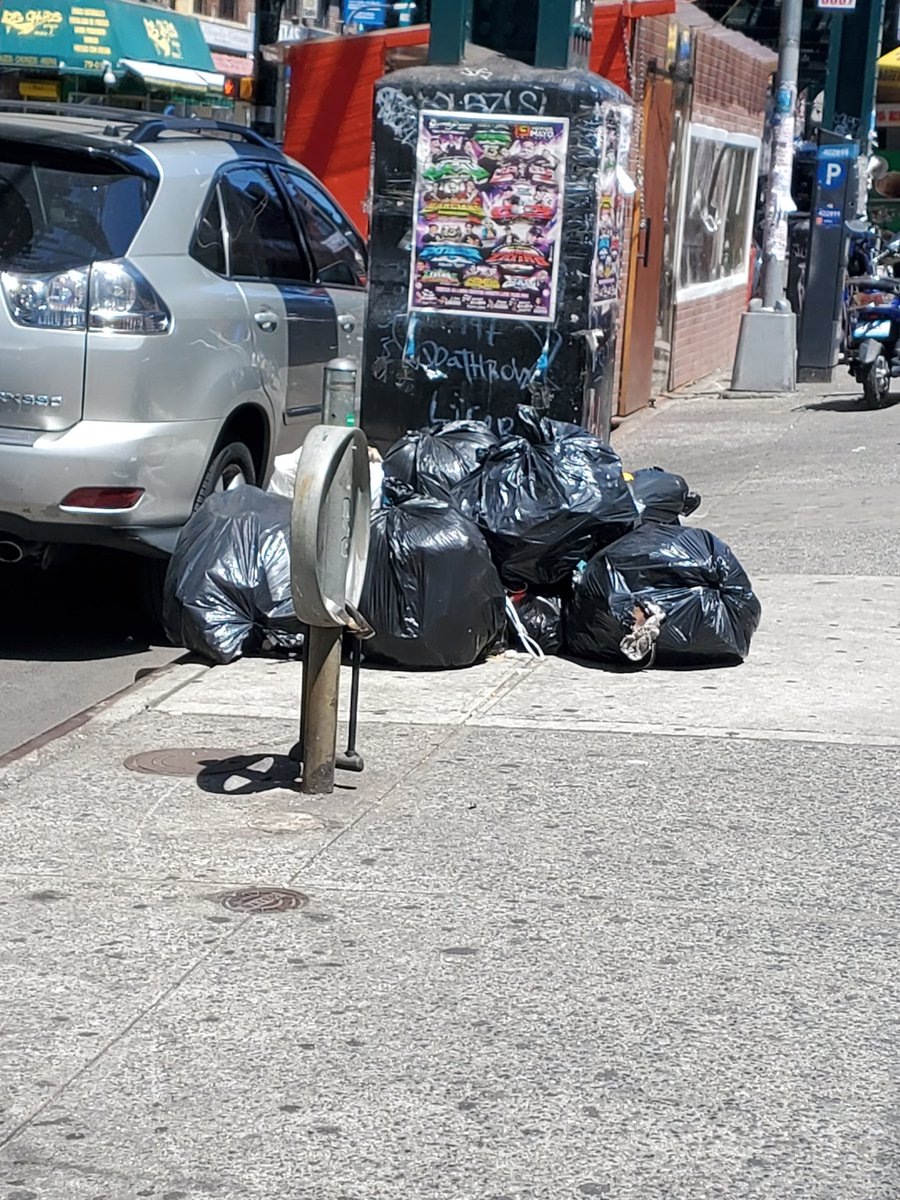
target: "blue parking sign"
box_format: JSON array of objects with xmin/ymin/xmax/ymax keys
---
[
  {"xmin": 817, "ymin": 156, "xmax": 847, "ymax": 191},
  {"xmin": 343, "ymin": 0, "xmax": 387, "ymax": 27}
]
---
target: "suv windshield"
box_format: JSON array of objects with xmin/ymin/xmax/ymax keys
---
[{"xmin": 0, "ymin": 141, "xmax": 157, "ymax": 274}]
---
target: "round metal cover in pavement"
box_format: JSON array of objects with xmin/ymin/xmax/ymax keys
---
[
  {"xmin": 125, "ymin": 749, "xmax": 251, "ymax": 777},
  {"xmin": 219, "ymin": 887, "xmax": 308, "ymax": 914}
]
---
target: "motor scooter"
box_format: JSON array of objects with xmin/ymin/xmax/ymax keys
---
[{"xmin": 845, "ymin": 231, "xmax": 900, "ymax": 408}]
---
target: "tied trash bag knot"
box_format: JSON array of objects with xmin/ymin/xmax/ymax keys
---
[
  {"xmin": 382, "ymin": 419, "xmax": 499, "ymax": 502},
  {"xmin": 454, "ymin": 404, "xmax": 640, "ymax": 589},
  {"xmin": 619, "ymin": 600, "xmax": 666, "ymax": 665}
]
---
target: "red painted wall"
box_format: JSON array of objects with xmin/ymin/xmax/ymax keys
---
[{"xmin": 283, "ymin": 26, "xmax": 428, "ymax": 236}]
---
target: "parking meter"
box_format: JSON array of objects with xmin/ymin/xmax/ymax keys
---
[
  {"xmin": 797, "ymin": 132, "xmax": 858, "ymax": 382},
  {"xmin": 290, "ymin": 423, "xmax": 371, "ymax": 794}
]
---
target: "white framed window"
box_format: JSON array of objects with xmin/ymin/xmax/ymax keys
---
[{"xmin": 675, "ymin": 124, "xmax": 760, "ymax": 303}]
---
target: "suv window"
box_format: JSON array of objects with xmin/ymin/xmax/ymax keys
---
[
  {"xmin": 191, "ymin": 184, "xmax": 226, "ymax": 275},
  {"xmin": 219, "ymin": 166, "xmax": 312, "ymax": 283},
  {"xmin": 0, "ymin": 141, "xmax": 157, "ymax": 274},
  {"xmin": 277, "ymin": 169, "xmax": 367, "ymax": 288}
]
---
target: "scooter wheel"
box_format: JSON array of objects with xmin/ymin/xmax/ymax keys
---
[{"xmin": 862, "ymin": 353, "xmax": 891, "ymax": 409}]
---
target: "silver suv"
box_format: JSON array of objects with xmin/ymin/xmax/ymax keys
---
[{"xmin": 0, "ymin": 105, "xmax": 367, "ymax": 565}]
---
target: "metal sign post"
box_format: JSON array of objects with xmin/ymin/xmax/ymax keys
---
[{"xmin": 289, "ymin": 361, "xmax": 371, "ymax": 795}]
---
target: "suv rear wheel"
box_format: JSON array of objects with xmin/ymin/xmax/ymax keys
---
[
  {"xmin": 140, "ymin": 440, "xmax": 258, "ymax": 637},
  {"xmin": 193, "ymin": 441, "xmax": 257, "ymax": 512}
]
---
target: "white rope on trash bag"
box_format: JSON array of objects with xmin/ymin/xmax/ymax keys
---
[{"xmin": 505, "ymin": 596, "xmax": 547, "ymax": 661}]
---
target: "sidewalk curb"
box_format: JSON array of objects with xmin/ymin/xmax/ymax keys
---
[{"xmin": 0, "ymin": 656, "xmax": 209, "ymax": 771}]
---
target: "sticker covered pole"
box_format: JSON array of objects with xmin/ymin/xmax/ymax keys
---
[
  {"xmin": 760, "ymin": 0, "xmax": 803, "ymax": 309},
  {"xmin": 730, "ymin": 0, "xmax": 802, "ymax": 391}
]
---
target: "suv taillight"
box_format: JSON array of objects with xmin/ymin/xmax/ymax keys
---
[{"xmin": 1, "ymin": 261, "xmax": 170, "ymax": 334}]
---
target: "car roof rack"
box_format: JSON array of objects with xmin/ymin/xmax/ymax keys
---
[
  {"xmin": 0, "ymin": 100, "xmax": 273, "ymax": 148},
  {"xmin": 128, "ymin": 116, "xmax": 272, "ymax": 147}
]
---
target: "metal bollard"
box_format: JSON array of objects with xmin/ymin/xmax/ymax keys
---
[{"xmin": 321, "ymin": 356, "xmax": 360, "ymax": 428}]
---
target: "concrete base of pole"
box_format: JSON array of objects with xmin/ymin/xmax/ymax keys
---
[{"xmin": 730, "ymin": 308, "xmax": 797, "ymax": 393}]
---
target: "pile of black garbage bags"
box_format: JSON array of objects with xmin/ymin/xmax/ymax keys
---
[
  {"xmin": 363, "ymin": 406, "xmax": 761, "ymax": 670},
  {"xmin": 163, "ymin": 405, "xmax": 761, "ymax": 670}
]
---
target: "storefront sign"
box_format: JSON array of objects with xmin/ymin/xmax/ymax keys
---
[
  {"xmin": 410, "ymin": 111, "xmax": 569, "ymax": 322},
  {"xmin": 199, "ymin": 18, "xmax": 253, "ymax": 54},
  {"xmin": 0, "ymin": 0, "xmax": 214, "ymax": 75},
  {"xmin": 817, "ymin": 0, "xmax": 857, "ymax": 9},
  {"xmin": 19, "ymin": 77, "xmax": 61, "ymax": 98}
]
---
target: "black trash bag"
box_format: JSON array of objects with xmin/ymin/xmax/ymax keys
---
[
  {"xmin": 508, "ymin": 591, "xmax": 563, "ymax": 655},
  {"xmin": 454, "ymin": 405, "xmax": 640, "ymax": 588},
  {"xmin": 512, "ymin": 404, "xmax": 589, "ymax": 443},
  {"xmin": 631, "ymin": 466, "xmax": 701, "ymax": 524},
  {"xmin": 382, "ymin": 420, "xmax": 499, "ymax": 501},
  {"xmin": 360, "ymin": 478, "xmax": 506, "ymax": 669},
  {"xmin": 163, "ymin": 487, "xmax": 304, "ymax": 665},
  {"xmin": 564, "ymin": 524, "xmax": 761, "ymax": 667}
]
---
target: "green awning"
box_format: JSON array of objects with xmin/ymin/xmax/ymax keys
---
[{"xmin": 0, "ymin": 0, "xmax": 219, "ymax": 86}]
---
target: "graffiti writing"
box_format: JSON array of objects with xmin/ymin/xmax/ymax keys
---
[
  {"xmin": 832, "ymin": 112, "xmax": 861, "ymax": 139},
  {"xmin": 375, "ymin": 86, "xmax": 419, "ymax": 148},
  {"xmin": 428, "ymin": 89, "xmax": 546, "ymax": 116},
  {"xmin": 418, "ymin": 341, "xmax": 535, "ymax": 388},
  {"xmin": 427, "ymin": 394, "xmax": 517, "ymax": 438}
]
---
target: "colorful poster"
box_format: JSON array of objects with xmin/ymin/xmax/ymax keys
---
[
  {"xmin": 591, "ymin": 105, "xmax": 632, "ymax": 311},
  {"xmin": 410, "ymin": 111, "xmax": 569, "ymax": 322}
]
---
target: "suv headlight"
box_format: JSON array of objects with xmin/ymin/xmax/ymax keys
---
[{"xmin": 1, "ymin": 261, "xmax": 170, "ymax": 334}]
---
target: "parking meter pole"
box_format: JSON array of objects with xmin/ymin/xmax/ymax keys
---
[
  {"xmin": 289, "ymin": 372, "xmax": 369, "ymax": 795},
  {"xmin": 299, "ymin": 624, "xmax": 343, "ymax": 795}
]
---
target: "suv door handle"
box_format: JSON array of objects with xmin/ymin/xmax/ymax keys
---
[
  {"xmin": 338, "ymin": 314, "xmax": 356, "ymax": 333},
  {"xmin": 254, "ymin": 310, "xmax": 278, "ymax": 332}
]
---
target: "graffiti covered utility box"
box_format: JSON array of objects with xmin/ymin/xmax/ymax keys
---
[{"xmin": 361, "ymin": 54, "xmax": 632, "ymax": 447}]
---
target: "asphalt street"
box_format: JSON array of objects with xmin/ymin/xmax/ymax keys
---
[{"xmin": 0, "ymin": 549, "xmax": 179, "ymax": 757}]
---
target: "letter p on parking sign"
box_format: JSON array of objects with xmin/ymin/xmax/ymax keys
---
[{"xmin": 817, "ymin": 157, "xmax": 847, "ymax": 191}]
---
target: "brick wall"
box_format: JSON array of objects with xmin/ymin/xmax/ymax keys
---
[
  {"xmin": 691, "ymin": 28, "xmax": 772, "ymax": 135},
  {"xmin": 669, "ymin": 283, "xmax": 747, "ymax": 390},
  {"xmin": 666, "ymin": 13, "xmax": 775, "ymax": 392}
]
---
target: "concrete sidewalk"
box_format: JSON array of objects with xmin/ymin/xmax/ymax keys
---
[{"xmin": 1, "ymin": 380, "xmax": 899, "ymax": 1199}]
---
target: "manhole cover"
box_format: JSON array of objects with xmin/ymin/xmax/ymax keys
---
[
  {"xmin": 219, "ymin": 887, "xmax": 308, "ymax": 914},
  {"xmin": 125, "ymin": 749, "xmax": 247, "ymax": 777}
]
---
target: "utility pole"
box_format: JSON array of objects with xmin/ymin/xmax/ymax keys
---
[
  {"xmin": 823, "ymin": 0, "xmax": 885, "ymax": 154},
  {"xmin": 761, "ymin": 0, "xmax": 803, "ymax": 309},
  {"xmin": 730, "ymin": 0, "xmax": 803, "ymax": 392},
  {"xmin": 253, "ymin": 0, "xmax": 283, "ymax": 140},
  {"xmin": 428, "ymin": 0, "xmax": 471, "ymax": 64}
]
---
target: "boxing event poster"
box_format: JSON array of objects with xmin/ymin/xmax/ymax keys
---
[{"xmin": 410, "ymin": 111, "xmax": 569, "ymax": 322}]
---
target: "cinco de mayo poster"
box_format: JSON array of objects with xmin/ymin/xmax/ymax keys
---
[{"xmin": 410, "ymin": 111, "xmax": 569, "ymax": 322}]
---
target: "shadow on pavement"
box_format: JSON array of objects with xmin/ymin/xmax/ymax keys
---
[
  {"xmin": 196, "ymin": 752, "xmax": 358, "ymax": 797},
  {"xmin": 196, "ymin": 752, "xmax": 300, "ymax": 796},
  {"xmin": 0, "ymin": 547, "xmax": 167, "ymax": 663},
  {"xmin": 794, "ymin": 393, "xmax": 900, "ymax": 413}
]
